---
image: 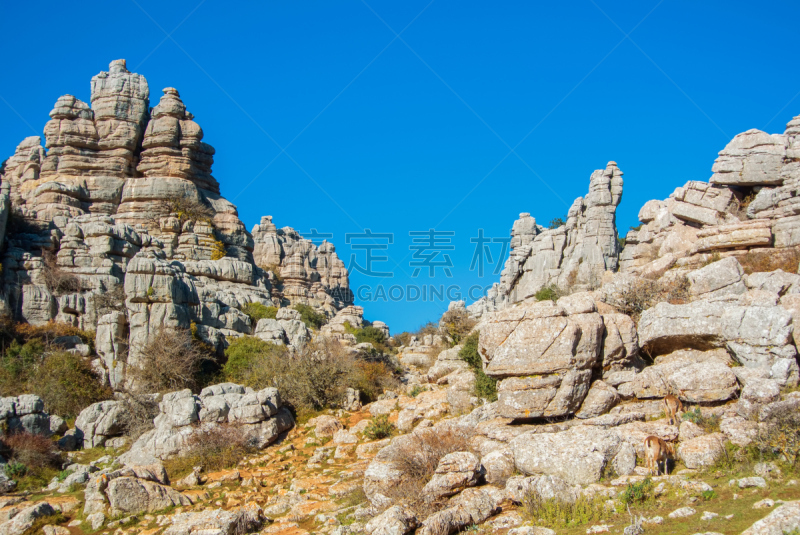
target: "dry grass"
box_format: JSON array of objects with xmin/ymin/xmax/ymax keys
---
[
  {"xmin": 738, "ymin": 247, "xmax": 800, "ymax": 275},
  {"xmin": 128, "ymin": 327, "xmax": 215, "ymax": 394},
  {"xmin": 523, "ymin": 492, "xmax": 610, "ymax": 529},
  {"xmin": 164, "ymin": 424, "xmax": 257, "ymax": 479}
]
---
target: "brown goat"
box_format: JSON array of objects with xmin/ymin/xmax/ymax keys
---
[
  {"xmin": 663, "ymin": 394, "xmax": 684, "ymax": 425},
  {"xmin": 644, "ymin": 435, "xmax": 674, "ymax": 476}
]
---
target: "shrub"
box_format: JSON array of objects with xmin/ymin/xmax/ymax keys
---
[
  {"xmin": 459, "ymin": 332, "xmax": 497, "ymax": 401},
  {"xmin": 439, "ymin": 309, "xmax": 476, "ymax": 345},
  {"xmin": 128, "ymin": 327, "xmax": 215, "ymax": 393},
  {"xmin": 157, "ymin": 194, "xmax": 215, "ymax": 227},
  {"xmin": 27, "ymin": 351, "xmax": 112, "ymax": 418},
  {"xmin": 758, "ymin": 405, "xmax": 800, "ymax": 468},
  {"xmin": 355, "ymin": 326, "xmax": 387, "ymax": 347},
  {"xmin": 409, "ymin": 385, "xmax": 425, "ymax": 398},
  {"xmin": 619, "ymin": 477, "xmax": 654, "ymax": 505},
  {"xmin": 603, "ymin": 276, "xmax": 690, "ymax": 323},
  {"xmin": 222, "ymin": 336, "xmax": 288, "ymax": 387},
  {"xmin": 548, "ymin": 217, "xmax": 565, "ymax": 229},
  {"xmin": 40, "ymin": 250, "xmax": 82, "ymax": 295},
  {"xmin": 682, "ymin": 407, "xmax": 721, "ymax": 433},
  {"xmin": 241, "ymin": 302, "xmax": 278, "ymax": 324},
  {"xmin": 2, "ymin": 431, "xmax": 61, "ymax": 470},
  {"xmin": 0, "ymin": 339, "xmax": 110, "ymax": 418},
  {"xmin": 364, "ymin": 414, "xmax": 394, "ymax": 440},
  {"xmin": 90, "ymin": 284, "xmax": 126, "ymax": 315},
  {"xmin": 535, "ymin": 284, "xmax": 563, "ymax": 302},
  {"xmin": 117, "ymin": 393, "xmax": 159, "ymax": 440},
  {"xmin": 387, "ymin": 426, "xmax": 472, "ymax": 483},
  {"xmin": 352, "ymin": 360, "xmax": 397, "ymax": 402},
  {"xmin": 293, "ymin": 304, "xmax": 328, "ymax": 330},
  {"xmin": 210, "ymin": 238, "xmax": 227, "ymax": 260},
  {"xmin": 14, "ymin": 321, "xmax": 95, "ymax": 348},
  {"xmin": 1, "ymin": 431, "xmax": 62, "ymax": 490},
  {"xmin": 225, "ymin": 338, "xmax": 393, "ymax": 413},
  {"xmin": 164, "ymin": 424, "xmax": 257, "ymax": 479},
  {"xmin": 523, "ymin": 492, "xmax": 608, "ymax": 528}
]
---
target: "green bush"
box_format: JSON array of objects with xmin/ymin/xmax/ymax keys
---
[
  {"xmin": 241, "ymin": 302, "xmax": 277, "ymax": 323},
  {"xmin": 225, "ymin": 338, "xmax": 394, "ymax": 414},
  {"xmin": 364, "ymin": 414, "xmax": 394, "ymax": 440},
  {"xmin": 0, "ymin": 340, "xmax": 110, "ymax": 418},
  {"xmin": 294, "ymin": 304, "xmax": 328, "ymax": 330},
  {"xmin": 27, "ymin": 351, "xmax": 112, "ymax": 418},
  {"xmin": 535, "ymin": 284, "xmax": 562, "ymax": 302},
  {"xmin": 548, "ymin": 217, "xmax": 565, "ymax": 229},
  {"xmin": 223, "ymin": 336, "xmax": 288, "ymax": 386},
  {"xmin": 619, "ymin": 477, "xmax": 653, "ymax": 505},
  {"xmin": 523, "ymin": 492, "xmax": 608, "ymax": 528},
  {"xmin": 355, "ymin": 326, "xmax": 386, "ymax": 347},
  {"xmin": 459, "ymin": 331, "xmax": 497, "ymax": 401}
]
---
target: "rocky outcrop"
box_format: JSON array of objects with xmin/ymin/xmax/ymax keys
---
[
  {"xmin": 0, "ymin": 395, "xmax": 64, "ymax": 437},
  {"xmin": 121, "ymin": 383, "xmax": 293, "ymax": 463},
  {"xmin": 478, "ymin": 296, "xmax": 604, "ymax": 419},
  {"xmin": 0, "ymin": 59, "xmax": 357, "ymax": 388},
  {"xmin": 469, "ymin": 162, "xmax": 622, "ymax": 314}
]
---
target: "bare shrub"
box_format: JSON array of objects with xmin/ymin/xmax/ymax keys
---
[
  {"xmin": 40, "ymin": 250, "xmax": 82, "ymax": 295},
  {"xmin": 128, "ymin": 328, "xmax": 215, "ymax": 393},
  {"xmin": 438, "ymin": 309, "xmax": 476, "ymax": 344},
  {"xmin": 755, "ymin": 404, "xmax": 800, "ymax": 469},
  {"xmin": 117, "ymin": 393, "xmax": 159, "ymax": 440},
  {"xmin": 2, "ymin": 431, "xmax": 61, "ymax": 470},
  {"xmin": 388, "ymin": 426, "xmax": 473, "ymax": 483},
  {"xmin": 156, "ymin": 194, "xmax": 215, "ymax": 227},
  {"xmin": 384, "ymin": 425, "xmax": 475, "ymax": 517},
  {"xmin": 164, "ymin": 424, "xmax": 257, "ymax": 479},
  {"xmin": 91, "ymin": 284, "xmax": 127, "ymax": 315},
  {"xmin": 604, "ymin": 276, "xmax": 690, "ymax": 323}
]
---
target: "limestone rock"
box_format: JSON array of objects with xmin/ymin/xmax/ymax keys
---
[
  {"xmin": 741, "ymin": 500, "xmax": 800, "ymax": 535},
  {"xmin": 510, "ymin": 426, "xmax": 626, "ymax": 486},
  {"xmin": 364, "ymin": 506, "xmax": 418, "ymax": 535},
  {"xmin": 575, "ymin": 381, "xmax": 619, "ymax": 419},
  {"xmin": 421, "ymin": 452, "xmax": 482, "ymax": 501},
  {"xmin": 677, "ymin": 433, "xmax": 727, "ymax": 469}
]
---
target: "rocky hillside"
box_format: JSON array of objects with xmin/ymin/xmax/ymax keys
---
[{"xmin": 2, "ymin": 59, "xmax": 800, "ymax": 535}]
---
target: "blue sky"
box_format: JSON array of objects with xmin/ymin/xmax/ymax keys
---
[{"xmin": 2, "ymin": 1, "xmax": 799, "ymax": 333}]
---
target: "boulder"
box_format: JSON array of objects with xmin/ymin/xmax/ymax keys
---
[
  {"xmin": 677, "ymin": 433, "xmax": 727, "ymax": 469},
  {"xmin": 422, "ymin": 452, "xmax": 482, "ymax": 502},
  {"xmin": 364, "ymin": 506, "xmax": 418, "ymax": 535},
  {"xmin": 741, "ymin": 500, "xmax": 800, "ymax": 535},
  {"xmin": 575, "ymin": 381, "xmax": 619, "ymax": 419},
  {"xmin": 480, "ymin": 300, "xmax": 603, "ymax": 418},
  {"xmin": 106, "ymin": 476, "xmax": 191, "ymax": 515},
  {"xmin": 0, "ymin": 503, "xmax": 55, "ymax": 535},
  {"xmin": 417, "ymin": 487, "xmax": 500, "ymax": 535},
  {"xmin": 75, "ymin": 400, "xmax": 124, "ymax": 448},
  {"xmin": 687, "ymin": 257, "xmax": 746, "ymax": 299},
  {"xmin": 510, "ymin": 426, "xmax": 626, "ymax": 486},
  {"xmin": 163, "ymin": 505, "xmax": 265, "ymax": 535}
]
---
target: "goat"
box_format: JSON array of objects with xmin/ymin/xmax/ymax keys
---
[
  {"xmin": 643, "ymin": 435, "xmax": 674, "ymax": 476},
  {"xmin": 663, "ymin": 394, "xmax": 684, "ymax": 425}
]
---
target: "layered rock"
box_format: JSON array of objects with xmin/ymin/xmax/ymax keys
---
[
  {"xmin": 469, "ymin": 162, "xmax": 622, "ymax": 315},
  {"xmin": 478, "ymin": 296, "xmax": 604, "ymax": 419},
  {"xmin": 0, "ymin": 59, "xmax": 357, "ymax": 388}
]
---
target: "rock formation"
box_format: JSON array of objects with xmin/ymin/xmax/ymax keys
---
[
  {"xmin": 0, "ymin": 60, "xmax": 355, "ymax": 388},
  {"xmin": 469, "ymin": 162, "xmax": 623, "ymax": 314}
]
